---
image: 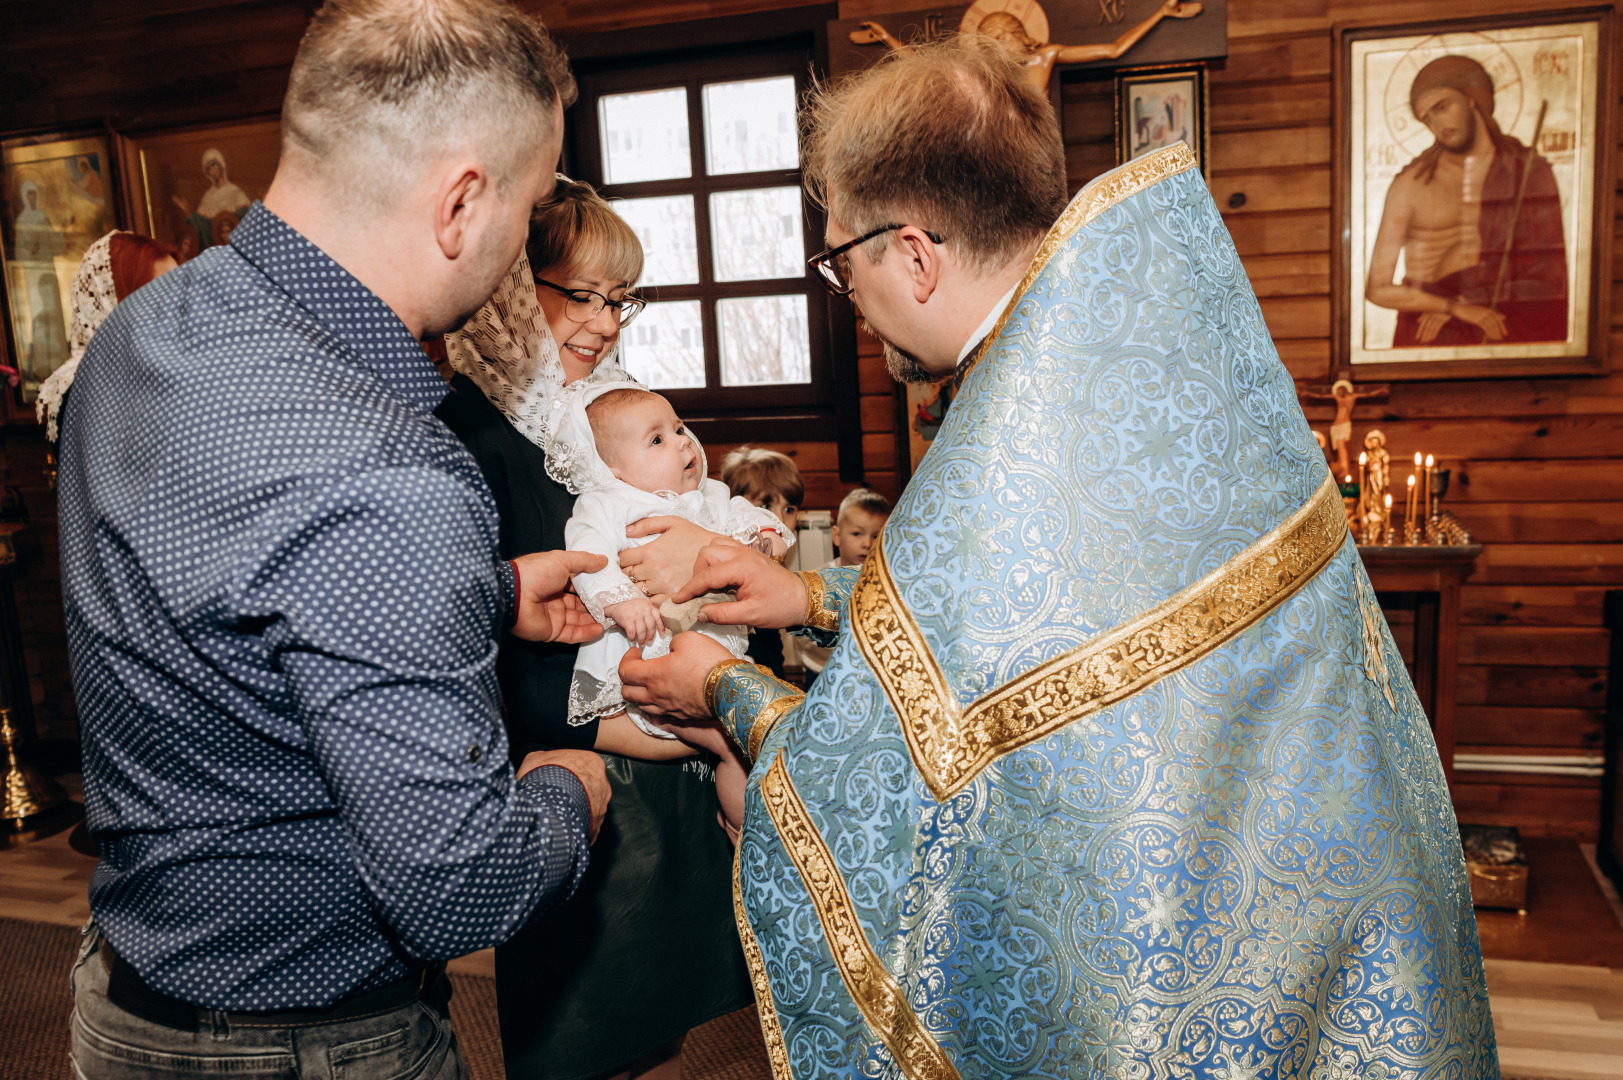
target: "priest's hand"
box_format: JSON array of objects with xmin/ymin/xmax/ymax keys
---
[
  {"xmin": 619, "ymin": 517, "xmax": 725, "ymax": 603},
  {"xmin": 517, "ymin": 749, "xmax": 610, "ymax": 843},
  {"xmin": 510, "ymin": 550, "xmax": 608, "ymax": 644},
  {"xmin": 618, "ymin": 633, "xmax": 734, "ymax": 724},
  {"xmin": 672, "ymin": 541, "xmax": 806, "ymax": 630}
]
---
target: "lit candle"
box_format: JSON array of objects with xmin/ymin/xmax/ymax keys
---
[
  {"xmin": 1358, "ymin": 452, "xmax": 1368, "ymax": 522},
  {"xmin": 1383, "ymin": 492, "xmax": 1393, "ymax": 542},
  {"xmin": 1410, "ymin": 452, "xmax": 1421, "ymax": 524},
  {"xmin": 1424, "ymin": 454, "xmax": 1435, "ymax": 521}
]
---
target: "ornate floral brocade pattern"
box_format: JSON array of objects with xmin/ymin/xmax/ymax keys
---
[
  {"xmin": 731, "ymin": 144, "xmax": 1495, "ymax": 1079},
  {"xmin": 710, "ymin": 661, "xmax": 802, "ymax": 766},
  {"xmin": 854, "ymin": 476, "xmax": 1348, "ymax": 800},
  {"xmin": 759, "ymin": 754, "xmax": 959, "ymax": 1080}
]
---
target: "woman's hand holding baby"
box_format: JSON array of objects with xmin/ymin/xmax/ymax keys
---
[
  {"xmin": 605, "ymin": 596, "xmax": 664, "ymax": 646},
  {"xmin": 620, "ymin": 517, "xmax": 726, "ymax": 601}
]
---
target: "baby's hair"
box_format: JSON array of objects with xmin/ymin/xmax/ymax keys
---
[
  {"xmin": 586, "ymin": 386, "xmax": 663, "ymax": 461},
  {"xmin": 837, "ymin": 487, "xmax": 891, "ymax": 523},
  {"xmin": 720, "ymin": 445, "xmax": 804, "ymax": 506}
]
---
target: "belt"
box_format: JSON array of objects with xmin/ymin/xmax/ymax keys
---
[{"xmin": 99, "ymin": 938, "xmax": 447, "ymax": 1031}]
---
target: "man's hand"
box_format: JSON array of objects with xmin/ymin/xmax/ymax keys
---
[
  {"xmin": 619, "ymin": 517, "xmax": 726, "ymax": 602},
  {"xmin": 672, "ymin": 541, "xmax": 807, "ymax": 630},
  {"xmin": 619, "ymin": 633, "xmax": 735, "ymax": 723},
  {"xmin": 517, "ymin": 749, "xmax": 611, "ymax": 843},
  {"xmin": 511, "ymin": 550, "xmax": 608, "ymax": 643}
]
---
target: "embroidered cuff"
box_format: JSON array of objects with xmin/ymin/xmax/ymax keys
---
[
  {"xmin": 707, "ymin": 659, "xmax": 802, "ymax": 764},
  {"xmin": 792, "ymin": 566, "xmax": 859, "ymax": 646}
]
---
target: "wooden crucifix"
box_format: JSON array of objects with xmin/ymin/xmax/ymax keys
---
[{"xmin": 1298, "ymin": 377, "xmax": 1388, "ymax": 479}]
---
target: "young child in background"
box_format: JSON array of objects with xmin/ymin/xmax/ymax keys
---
[
  {"xmin": 719, "ymin": 446, "xmax": 803, "ymax": 679},
  {"xmin": 799, "ymin": 487, "xmax": 892, "ymax": 686},
  {"xmin": 556, "ymin": 384, "xmax": 790, "ymax": 838}
]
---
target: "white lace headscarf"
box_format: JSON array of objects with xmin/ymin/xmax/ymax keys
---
[
  {"xmin": 547, "ymin": 379, "xmax": 710, "ymax": 500},
  {"xmin": 37, "ymin": 230, "xmax": 122, "ymax": 442},
  {"xmin": 443, "ymin": 245, "xmax": 637, "ymax": 488}
]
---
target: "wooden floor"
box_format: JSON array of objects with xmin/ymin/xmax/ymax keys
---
[{"xmin": 5, "ymin": 785, "xmax": 1623, "ymax": 1076}]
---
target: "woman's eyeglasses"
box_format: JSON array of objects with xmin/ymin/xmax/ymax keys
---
[
  {"xmin": 535, "ymin": 278, "xmax": 646, "ymax": 327},
  {"xmin": 807, "ymin": 225, "xmax": 946, "ymax": 295}
]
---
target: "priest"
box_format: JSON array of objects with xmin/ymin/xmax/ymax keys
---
[{"xmin": 622, "ymin": 37, "xmax": 1496, "ymax": 1080}]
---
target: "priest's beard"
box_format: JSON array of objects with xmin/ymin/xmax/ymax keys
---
[{"xmin": 862, "ymin": 319, "xmax": 935, "ymax": 384}]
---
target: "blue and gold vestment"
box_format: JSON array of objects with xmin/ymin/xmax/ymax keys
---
[{"xmin": 710, "ymin": 144, "xmax": 1496, "ymax": 1079}]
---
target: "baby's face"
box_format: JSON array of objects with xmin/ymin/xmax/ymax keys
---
[{"xmin": 601, "ymin": 395, "xmax": 701, "ymax": 494}]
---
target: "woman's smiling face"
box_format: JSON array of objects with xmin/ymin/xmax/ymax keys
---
[{"xmin": 534, "ymin": 264, "xmax": 630, "ymax": 384}]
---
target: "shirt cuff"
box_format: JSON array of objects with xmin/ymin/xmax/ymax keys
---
[
  {"xmin": 707, "ymin": 660, "xmax": 804, "ymax": 764},
  {"xmin": 502, "ymin": 559, "xmax": 519, "ymax": 631},
  {"xmin": 514, "ymin": 763, "xmax": 594, "ymax": 904}
]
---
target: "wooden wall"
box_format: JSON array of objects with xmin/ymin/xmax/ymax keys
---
[{"xmin": 4, "ymin": 0, "xmax": 1621, "ymax": 842}]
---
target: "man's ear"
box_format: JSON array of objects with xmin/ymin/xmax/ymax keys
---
[
  {"xmin": 433, "ymin": 161, "xmax": 488, "ymax": 260},
  {"xmin": 895, "ymin": 226, "xmax": 942, "ymax": 305}
]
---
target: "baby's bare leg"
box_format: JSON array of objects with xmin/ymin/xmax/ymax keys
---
[{"xmin": 714, "ymin": 742, "xmax": 747, "ymax": 844}]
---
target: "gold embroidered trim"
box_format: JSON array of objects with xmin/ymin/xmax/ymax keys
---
[
  {"xmin": 961, "ymin": 142, "xmax": 1198, "ymax": 384},
  {"xmin": 704, "ymin": 659, "xmax": 754, "ymax": 717},
  {"xmin": 854, "ymin": 475, "xmax": 1348, "ymax": 801},
  {"xmin": 760, "ymin": 753, "xmax": 960, "ymax": 1080},
  {"xmin": 748, "ymin": 692, "xmax": 805, "ymax": 763},
  {"xmin": 799, "ymin": 570, "xmax": 840, "ymax": 633},
  {"xmin": 733, "ymin": 838, "xmax": 794, "ymax": 1080}
]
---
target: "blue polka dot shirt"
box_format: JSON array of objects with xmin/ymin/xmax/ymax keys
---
[{"xmin": 57, "ymin": 204, "xmax": 593, "ymax": 1011}]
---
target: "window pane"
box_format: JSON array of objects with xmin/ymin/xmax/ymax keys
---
[
  {"xmin": 718, "ymin": 294, "xmax": 810, "ymax": 386},
  {"xmin": 600, "ymin": 87, "xmax": 691, "ymax": 184},
  {"xmin": 702, "ymin": 76, "xmax": 798, "ymax": 175},
  {"xmin": 710, "ymin": 187, "xmax": 804, "ymax": 282},
  {"xmin": 620, "ymin": 300, "xmax": 705, "ymax": 389},
  {"xmin": 612, "ymin": 196, "xmax": 698, "ymax": 286}
]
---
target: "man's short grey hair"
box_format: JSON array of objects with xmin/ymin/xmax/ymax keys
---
[{"xmin": 282, "ymin": 0, "xmax": 576, "ymax": 206}]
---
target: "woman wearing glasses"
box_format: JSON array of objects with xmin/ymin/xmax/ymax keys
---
[{"xmin": 439, "ymin": 178, "xmax": 752, "ymax": 1080}]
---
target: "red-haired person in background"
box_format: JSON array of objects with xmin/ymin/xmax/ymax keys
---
[{"xmin": 37, "ymin": 231, "xmax": 180, "ymax": 443}]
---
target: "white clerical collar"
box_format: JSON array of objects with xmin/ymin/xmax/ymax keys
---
[{"xmin": 956, "ymin": 282, "xmax": 1021, "ymax": 364}]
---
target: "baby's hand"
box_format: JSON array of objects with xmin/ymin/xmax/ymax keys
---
[{"xmin": 605, "ymin": 597, "xmax": 664, "ymax": 647}]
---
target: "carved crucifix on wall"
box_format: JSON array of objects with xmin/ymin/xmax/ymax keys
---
[{"xmin": 850, "ymin": 0, "xmax": 1204, "ymax": 93}]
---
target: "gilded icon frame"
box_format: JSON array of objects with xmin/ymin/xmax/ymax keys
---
[
  {"xmin": 1114, "ymin": 62, "xmax": 1208, "ymax": 176},
  {"xmin": 113, "ymin": 117, "xmax": 281, "ymax": 265},
  {"xmin": 0, "ymin": 132, "xmax": 122, "ymax": 411},
  {"xmin": 1333, "ymin": 9, "xmax": 1615, "ymax": 380}
]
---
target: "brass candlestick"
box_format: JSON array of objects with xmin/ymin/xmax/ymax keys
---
[{"xmin": 1, "ymin": 706, "xmax": 67, "ymax": 824}]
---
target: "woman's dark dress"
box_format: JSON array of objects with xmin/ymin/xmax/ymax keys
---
[{"xmin": 437, "ymin": 375, "xmax": 751, "ymax": 1080}]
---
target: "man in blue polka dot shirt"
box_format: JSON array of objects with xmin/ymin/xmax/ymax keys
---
[{"xmin": 57, "ymin": 3, "xmax": 612, "ymax": 1076}]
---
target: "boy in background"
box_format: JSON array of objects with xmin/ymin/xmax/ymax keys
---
[
  {"xmin": 719, "ymin": 446, "xmax": 803, "ymax": 678},
  {"xmin": 799, "ymin": 487, "xmax": 891, "ymax": 687}
]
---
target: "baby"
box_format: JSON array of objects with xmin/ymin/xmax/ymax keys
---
[{"xmin": 559, "ymin": 383, "xmax": 790, "ymax": 836}]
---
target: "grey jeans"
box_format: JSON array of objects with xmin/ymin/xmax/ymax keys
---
[{"xmin": 69, "ymin": 923, "xmax": 469, "ymax": 1080}]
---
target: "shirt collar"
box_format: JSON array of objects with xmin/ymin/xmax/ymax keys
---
[
  {"xmin": 229, "ymin": 203, "xmax": 448, "ymax": 414},
  {"xmin": 956, "ymin": 281, "xmax": 1021, "ymax": 365}
]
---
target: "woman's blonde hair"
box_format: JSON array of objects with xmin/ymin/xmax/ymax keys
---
[{"xmin": 526, "ymin": 177, "xmax": 644, "ymax": 286}]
